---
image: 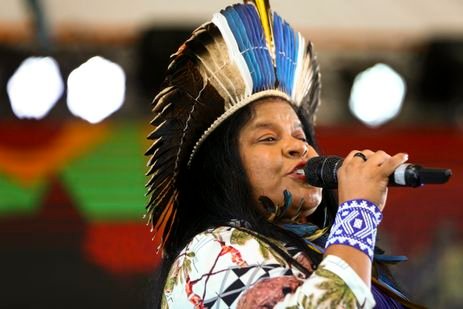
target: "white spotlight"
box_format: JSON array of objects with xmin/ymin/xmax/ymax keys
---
[
  {"xmin": 67, "ymin": 56, "xmax": 126, "ymax": 124},
  {"xmin": 7, "ymin": 56, "xmax": 64, "ymax": 119},
  {"xmin": 349, "ymin": 63, "xmax": 406, "ymax": 127}
]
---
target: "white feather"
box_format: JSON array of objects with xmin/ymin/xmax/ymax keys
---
[
  {"xmin": 291, "ymin": 33, "xmax": 306, "ymax": 105},
  {"xmin": 212, "ymin": 13, "xmax": 253, "ymax": 100}
]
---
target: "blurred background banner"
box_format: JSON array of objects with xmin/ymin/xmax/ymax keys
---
[{"xmin": 0, "ymin": 0, "xmax": 462, "ymax": 308}]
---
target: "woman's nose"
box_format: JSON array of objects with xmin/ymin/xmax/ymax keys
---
[{"xmin": 284, "ymin": 138, "xmax": 316, "ymax": 159}]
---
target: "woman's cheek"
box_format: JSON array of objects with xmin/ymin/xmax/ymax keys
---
[
  {"xmin": 249, "ymin": 167, "xmax": 282, "ymax": 199},
  {"xmin": 304, "ymin": 187, "xmax": 323, "ymax": 208},
  {"xmin": 246, "ymin": 151, "xmax": 275, "ymax": 176}
]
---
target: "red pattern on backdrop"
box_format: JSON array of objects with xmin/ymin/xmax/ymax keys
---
[
  {"xmin": 83, "ymin": 223, "xmax": 160, "ymax": 274},
  {"xmin": 0, "ymin": 120, "xmax": 109, "ymax": 185}
]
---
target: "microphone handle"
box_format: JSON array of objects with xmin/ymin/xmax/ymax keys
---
[{"xmin": 390, "ymin": 164, "xmax": 452, "ymax": 187}]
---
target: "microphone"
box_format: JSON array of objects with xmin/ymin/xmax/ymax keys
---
[{"xmin": 304, "ymin": 156, "xmax": 452, "ymax": 189}]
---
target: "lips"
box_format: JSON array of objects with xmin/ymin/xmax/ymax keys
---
[
  {"xmin": 287, "ymin": 161, "xmax": 308, "ymax": 180},
  {"xmin": 288, "ymin": 161, "xmax": 307, "ymax": 174}
]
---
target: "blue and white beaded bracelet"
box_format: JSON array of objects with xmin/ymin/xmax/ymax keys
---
[{"xmin": 325, "ymin": 199, "xmax": 383, "ymax": 260}]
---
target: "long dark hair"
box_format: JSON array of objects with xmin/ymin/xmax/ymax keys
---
[{"xmin": 149, "ymin": 99, "xmax": 338, "ymax": 308}]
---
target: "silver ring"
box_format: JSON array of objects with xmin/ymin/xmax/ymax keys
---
[{"xmin": 354, "ymin": 152, "xmax": 367, "ymax": 161}]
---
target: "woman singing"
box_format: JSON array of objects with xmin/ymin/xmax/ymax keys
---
[{"xmin": 145, "ymin": 1, "xmax": 424, "ymax": 308}]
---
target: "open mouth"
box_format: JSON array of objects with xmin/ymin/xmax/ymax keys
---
[
  {"xmin": 289, "ymin": 168, "xmax": 307, "ymax": 182},
  {"xmin": 287, "ymin": 161, "xmax": 308, "ymax": 182}
]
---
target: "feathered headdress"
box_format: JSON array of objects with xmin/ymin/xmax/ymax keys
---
[{"xmin": 145, "ymin": 0, "xmax": 321, "ymax": 252}]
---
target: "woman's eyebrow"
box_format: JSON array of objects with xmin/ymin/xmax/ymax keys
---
[
  {"xmin": 248, "ymin": 122, "xmax": 278, "ymax": 130},
  {"xmin": 250, "ymin": 120, "xmax": 303, "ymax": 130}
]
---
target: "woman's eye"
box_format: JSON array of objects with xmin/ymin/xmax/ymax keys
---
[
  {"xmin": 259, "ymin": 136, "xmax": 276, "ymax": 142},
  {"xmin": 294, "ymin": 135, "xmax": 307, "ymax": 142}
]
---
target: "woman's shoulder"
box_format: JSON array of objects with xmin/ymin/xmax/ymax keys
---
[{"xmin": 176, "ymin": 225, "xmax": 289, "ymax": 266}]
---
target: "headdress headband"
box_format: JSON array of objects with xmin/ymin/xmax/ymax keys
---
[{"xmin": 145, "ymin": 0, "xmax": 321, "ymax": 252}]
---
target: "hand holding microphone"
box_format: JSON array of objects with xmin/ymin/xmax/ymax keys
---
[{"xmin": 304, "ymin": 150, "xmax": 452, "ymax": 210}]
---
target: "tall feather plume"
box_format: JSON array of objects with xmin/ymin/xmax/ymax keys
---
[{"xmin": 244, "ymin": 0, "xmax": 274, "ymax": 59}]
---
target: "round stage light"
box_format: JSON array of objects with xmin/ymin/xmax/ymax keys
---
[
  {"xmin": 7, "ymin": 56, "xmax": 64, "ymax": 119},
  {"xmin": 67, "ymin": 56, "xmax": 126, "ymax": 124},
  {"xmin": 349, "ymin": 63, "xmax": 406, "ymax": 127}
]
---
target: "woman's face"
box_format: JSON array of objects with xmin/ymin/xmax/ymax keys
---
[{"xmin": 238, "ymin": 98, "xmax": 322, "ymax": 223}]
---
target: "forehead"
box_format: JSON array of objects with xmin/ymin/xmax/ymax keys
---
[{"xmin": 247, "ymin": 98, "xmax": 302, "ymax": 128}]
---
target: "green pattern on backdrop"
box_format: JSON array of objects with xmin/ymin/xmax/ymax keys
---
[
  {"xmin": 0, "ymin": 175, "xmax": 46, "ymax": 215},
  {"xmin": 62, "ymin": 122, "xmax": 148, "ymax": 222}
]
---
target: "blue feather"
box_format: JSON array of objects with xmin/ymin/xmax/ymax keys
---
[
  {"xmin": 285, "ymin": 21, "xmax": 293, "ymax": 93},
  {"xmin": 273, "ymin": 14, "xmax": 280, "ymax": 77},
  {"xmin": 223, "ymin": 6, "xmax": 261, "ymax": 90},
  {"xmin": 273, "ymin": 12, "xmax": 299, "ymax": 95},
  {"xmin": 281, "ymin": 18, "xmax": 290, "ymax": 93},
  {"xmin": 234, "ymin": 5, "xmax": 264, "ymax": 90},
  {"xmin": 292, "ymin": 31, "xmax": 300, "ymax": 95},
  {"xmin": 241, "ymin": 5, "xmax": 274, "ymax": 89},
  {"xmin": 273, "ymin": 13, "xmax": 285, "ymax": 91},
  {"xmin": 279, "ymin": 189, "xmax": 292, "ymax": 218},
  {"xmin": 222, "ymin": 4, "xmax": 276, "ymax": 92}
]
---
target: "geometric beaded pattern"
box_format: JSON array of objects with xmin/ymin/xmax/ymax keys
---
[{"xmin": 325, "ymin": 199, "xmax": 383, "ymax": 260}]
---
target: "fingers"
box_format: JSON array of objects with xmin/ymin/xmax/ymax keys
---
[
  {"xmin": 346, "ymin": 149, "xmax": 375, "ymax": 159},
  {"xmin": 338, "ymin": 149, "xmax": 408, "ymax": 210},
  {"xmin": 379, "ymin": 152, "xmax": 409, "ymax": 177},
  {"xmin": 353, "ymin": 152, "xmax": 367, "ymax": 161},
  {"xmin": 344, "ymin": 149, "xmax": 409, "ymax": 177}
]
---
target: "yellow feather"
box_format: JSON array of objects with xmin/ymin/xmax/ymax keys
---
[
  {"xmin": 306, "ymin": 227, "xmax": 329, "ymax": 242},
  {"xmin": 244, "ymin": 0, "xmax": 274, "ymax": 57}
]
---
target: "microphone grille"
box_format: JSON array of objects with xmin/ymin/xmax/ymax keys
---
[{"xmin": 305, "ymin": 156, "xmax": 342, "ymax": 188}]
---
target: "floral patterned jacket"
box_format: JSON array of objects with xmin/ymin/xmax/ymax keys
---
[{"xmin": 161, "ymin": 226, "xmax": 375, "ymax": 308}]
